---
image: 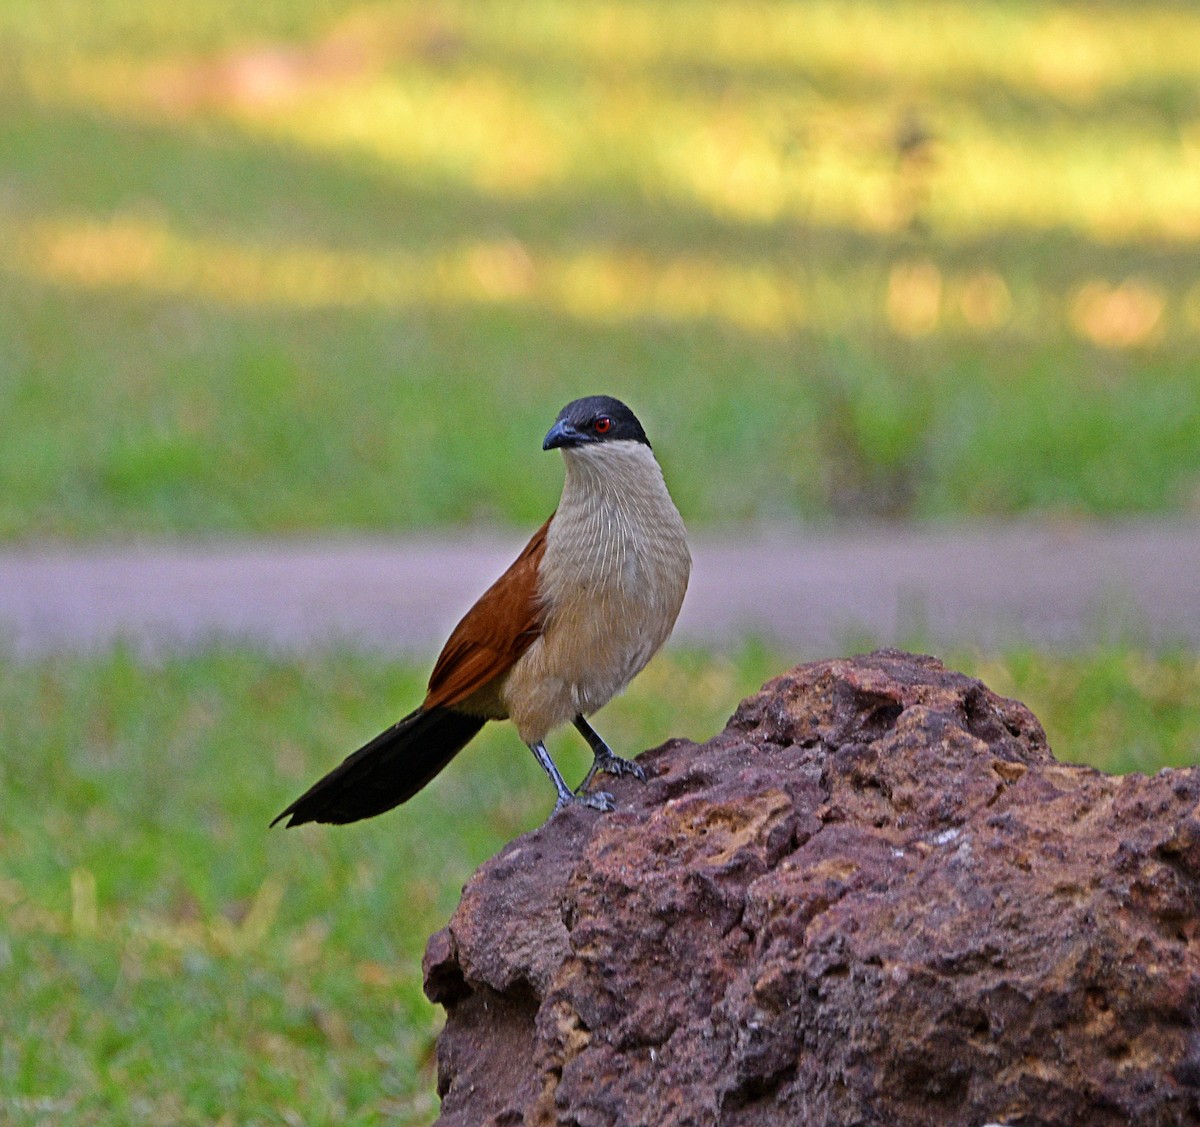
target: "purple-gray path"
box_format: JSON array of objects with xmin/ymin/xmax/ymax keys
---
[{"xmin": 1, "ymin": 520, "xmax": 1197, "ymax": 660}]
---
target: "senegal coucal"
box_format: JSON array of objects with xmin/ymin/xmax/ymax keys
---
[{"xmin": 272, "ymin": 395, "xmax": 691, "ymax": 827}]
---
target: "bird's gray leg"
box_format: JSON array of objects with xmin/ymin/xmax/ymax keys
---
[
  {"xmin": 528, "ymin": 741, "xmax": 614, "ymax": 813},
  {"xmin": 573, "ymin": 715, "xmax": 646, "ymax": 794}
]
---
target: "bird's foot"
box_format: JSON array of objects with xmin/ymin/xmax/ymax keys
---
[
  {"xmin": 554, "ymin": 788, "xmax": 615, "ymax": 814},
  {"xmin": 576, "ymin": 751, "xmax": 646, "ymax": 795},
  {"xmin": 602, "ymin": 753, "xmax": 647, "ymax": 782}
]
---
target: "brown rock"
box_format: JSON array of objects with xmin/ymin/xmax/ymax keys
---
[{"xmin": 422, "ymin": 650, "xmax": 1200, "ymax": 1126}]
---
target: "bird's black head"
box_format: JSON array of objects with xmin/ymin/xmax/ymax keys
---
[{"xmin": 543, "ymin": 395, "xmax": 650, "ymax": 451}]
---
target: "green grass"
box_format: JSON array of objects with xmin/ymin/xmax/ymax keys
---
[
  {"xmin": 0, "ymin": 644, "xmax": 1197, "ymax": 1124},
  {"xmin": 2, "ymin": 0, "xmax": 1200, "ymax": 537}
]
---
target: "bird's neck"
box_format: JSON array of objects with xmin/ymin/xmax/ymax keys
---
[{"xmin": 558, "ymin": 442, "xmax": 672, "ymax": 521}]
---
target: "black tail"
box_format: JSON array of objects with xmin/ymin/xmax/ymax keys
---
[{"xmin": 271, "ymin": 707, "xmax": 486, "ymax": 828}]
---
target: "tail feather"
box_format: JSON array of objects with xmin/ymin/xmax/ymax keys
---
[{"xmin": 271, "ymin": 707, "xmax": 485, "ymax": 827}]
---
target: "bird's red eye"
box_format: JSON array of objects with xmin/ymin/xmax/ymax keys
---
[{"xmin": 594, "ymin": 417, "xmax": 612, "ymax": 434}]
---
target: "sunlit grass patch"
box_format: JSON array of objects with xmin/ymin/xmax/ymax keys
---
[
  {"xmin": 11, "ymin": 210, "xmax": 1200, "ymax": 350},
  {"xmin": 9, "ymin": 0, "xmax": 1200, "ymax": 248},
  {"xmin": 20, "ymin": 22, "xmax": 1200, "ymax": 242},
  {"xmin": 9, "ymin": 211, "xmax": 813, "ymax": 330},
  {"xmin": 13, "ymin": 0, "xmax": 1199, "ymax": 104}
]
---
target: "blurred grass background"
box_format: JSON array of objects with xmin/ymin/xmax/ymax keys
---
[
  {"xmin": 2, "ymin": 0, "xmax": 1200, "ymax": 534},
  {"xmin": 2, "ymin": 1, "xmax": 1199, "ymax": 1123}
]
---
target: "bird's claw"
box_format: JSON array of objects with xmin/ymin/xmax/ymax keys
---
[
  {"xmin": 605, "ymin": 755, "xmax": 646, "ymax": 782},
  {"xmin": 555, "ymin": 789, "xmax": 615, "ymax": 814},
  {"xmin": 576, "ymin": 752, "xmax": 645, "ymax": 795},
  {"xmin": 580, "ymin": 789, "xmax": 615, "ymax": 812}
]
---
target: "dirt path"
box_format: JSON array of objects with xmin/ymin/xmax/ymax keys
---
[{"xmin": 1, "ymin": 520, "xmax": 1197, "ymax": 658}]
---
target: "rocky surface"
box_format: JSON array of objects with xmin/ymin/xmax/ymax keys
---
[{"xmin": 423, "ymin": 650, "xmax": 1200, "ymax": 1127}]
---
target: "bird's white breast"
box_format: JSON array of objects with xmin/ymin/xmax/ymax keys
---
[{"xmin": 502, "ymin": 441, "xmax": 690, "ymax": 743}]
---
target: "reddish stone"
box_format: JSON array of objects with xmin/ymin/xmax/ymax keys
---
[{"xmin": 424, "ymin": 650, "xmax": 1200, "ymax": 1126}]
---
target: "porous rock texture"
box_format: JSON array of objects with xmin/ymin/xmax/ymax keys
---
[{"xmin": 422, "ymin": 650, "xmax": 1200, "ymax": 1127}]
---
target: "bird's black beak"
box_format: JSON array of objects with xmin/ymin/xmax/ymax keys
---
[{"xmin": 543, "ymin": 419, "xmax": 584, "ymax": 450}]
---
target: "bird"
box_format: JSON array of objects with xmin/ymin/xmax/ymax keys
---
[{"xmin": 272, "ymin": 395, "xmax": 691, "ymax": 828}]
